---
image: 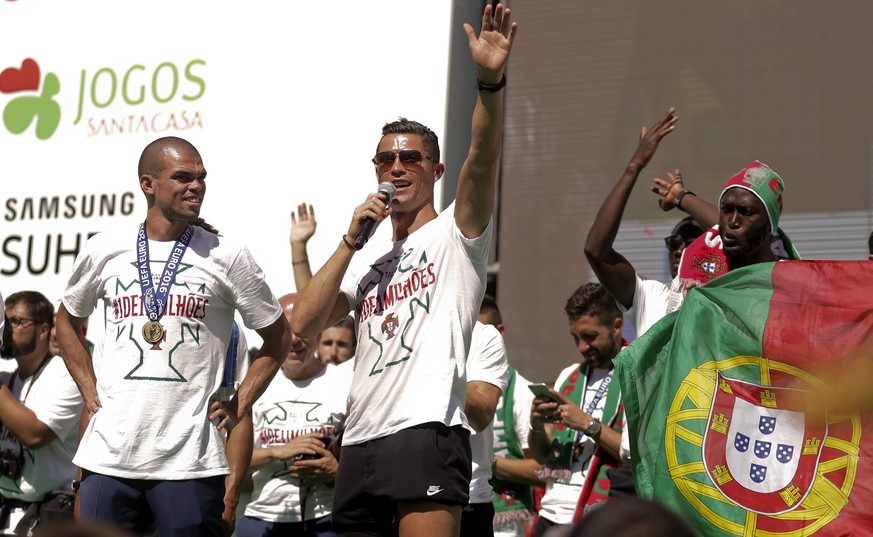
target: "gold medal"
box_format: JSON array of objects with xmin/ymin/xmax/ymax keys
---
[{"xmin": 142, "ymin": 320, "xmax": 165, "ymax": 344}]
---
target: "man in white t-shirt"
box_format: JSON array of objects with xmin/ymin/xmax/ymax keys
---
[
  {"xmin": 289, "ymin": 6, "xmax": 518, "ymax": 536},
  {"xmin": 477, "ymin": 296, "xmax": 542, "ymax": 537},
  {"xmin": 461, "ymin": 322, "xmax": 509, "ymax": 537},
  {"xmin": 56, "ymin": 136, "xmax": 292, "ymax": 536},
  {"xmin": 0, "ymin": 291, "xmax": 83, "ymax": 534},
  {"xmin": 528, "ymin": 284, "xmax": 625, "ymax": 536},
  {"xmin": 237, "ymin": 294, "xmax": 352, "ymax": 537},
  {"xmin": 583, "ymin": 110, "xmax": 705, "ymax": 499}
]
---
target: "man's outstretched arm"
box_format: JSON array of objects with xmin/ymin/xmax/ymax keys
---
[
  {"xmin": 454, "ymin": 3, "xmax": 519, "ymax": 239},
  {"xmin": 585, "ymin": 108, "xmax": 678, "ymax": 308}
]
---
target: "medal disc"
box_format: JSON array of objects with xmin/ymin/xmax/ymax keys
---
[{"xmin": 142, "ymin": 321, "xmax": 165, "ymax": 344}]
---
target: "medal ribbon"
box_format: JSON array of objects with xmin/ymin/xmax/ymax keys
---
[
  {"xmin": 573, "ymin": 368, "xmax": 613, "ymax": 449},
  {"xmin": 137, "ymin": 223, "xmax": 193, "ymax": 322}
]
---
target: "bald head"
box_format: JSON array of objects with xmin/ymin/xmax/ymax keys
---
[
  {"xmin": 279, "ymin": 293, "xmax": 298, "ymax": 319},
  {"xmin": 138, "ymin": 136, "xmax": 201, "ymax": 178}
]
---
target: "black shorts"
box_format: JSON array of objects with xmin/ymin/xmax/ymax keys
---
[
  {"xmin": 460, "ymin": 502, "xmax": 495, "ymax": 537},
  {"xmin": 332, "ymin": 422, "xmax": 472, "ymax": 534}
]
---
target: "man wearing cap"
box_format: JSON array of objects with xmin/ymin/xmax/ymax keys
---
[{"xmin": 653, "ymin": 160, "xmax": 799, "ymax": 287}]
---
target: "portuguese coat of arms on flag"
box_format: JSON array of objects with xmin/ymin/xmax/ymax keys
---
[{"xmin": 615, "ymin": 261, "xmax": 873, "ymax": 536}]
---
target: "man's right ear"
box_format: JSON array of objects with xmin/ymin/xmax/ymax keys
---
[{"xmin": 140, "ymin": 175, "xmax": 155, "ymax": 195}]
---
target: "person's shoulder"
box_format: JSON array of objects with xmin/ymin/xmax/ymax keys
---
[
  {"xmin": 472, "ymin": 320, "xmax": 501, "ymax": 341},
  {"xmin": 555, "ymin": 362, "xmax": 581, "ymax": 382},
  {"xmin": 43, "ymin": 355, "xmax": 75, "ymax": 381},
  {"xmin": 83, "ymin": 226, "xmax": 137, "ymax": 250},
  {"xmin": 189, "ymin": 227, "xmax": 251, "ymax": 258}
]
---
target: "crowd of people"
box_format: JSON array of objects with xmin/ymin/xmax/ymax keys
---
[{"xmin": 1, "ymin": 4, "xmax": 869, "ymax": 537}]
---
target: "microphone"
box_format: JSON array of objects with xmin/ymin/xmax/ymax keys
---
[{"xmin": 354, "ymin": 181, "xmax": 397, "ymax": 250}]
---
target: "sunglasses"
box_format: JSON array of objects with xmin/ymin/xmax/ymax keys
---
[
  {"xmin": 664, "ymin": 234, "xmax": 696, "ymax": 251},
  {"xmin": 372, "ymin": 150, "xmax": 437, "ymax": 169}
]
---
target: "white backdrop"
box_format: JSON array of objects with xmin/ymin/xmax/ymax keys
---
[{"xmin": 0, "ymin": 1, "xmax": 453, "ymax": 347}]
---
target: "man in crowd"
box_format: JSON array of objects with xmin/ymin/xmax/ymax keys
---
[
  {"xmin": 0, "ymin": 291, "xmax": 83, "ymax": 533},
  {"xmin": 477, "ymin": 295, "xmax": 542, "ymax": 537},
  {"xmin": 290, "ymin": 5, "xmax": 518, "ymax": 535},
  {"xmin": 462, "ymin": 321, "xmax": 509, "ymax": 537},
  {"xmin": 651, "ymin": 160, "xmax": 799, "ymax": 274},
  {"xmin": 56, "ymin": 136, "xmax": 291, "ymax": 536},
  {"xmin": 238, "ymin": 293, "xmax": 352, "ymax": 537},
  {"xmin": 528, "ymin": 284, "xmax": 624, "ymax": 536},
  {"xmin": 584, "ymin": 109, "xmax": 703, "ymax": 499}
]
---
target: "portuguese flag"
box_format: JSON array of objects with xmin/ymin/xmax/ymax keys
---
[{"xmin": 615, "ymin": 261, "xmax": 873, "ymax": 536}]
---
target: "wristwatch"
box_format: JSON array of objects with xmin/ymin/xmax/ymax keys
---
[{"xmin": 583, "ymin": 418, "xmax": 602, "ymax": 439}]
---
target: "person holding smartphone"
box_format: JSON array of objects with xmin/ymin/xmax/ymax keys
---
[{"xmin": 527, "ymin": 284, "xmax": 626, "ymax": 536}]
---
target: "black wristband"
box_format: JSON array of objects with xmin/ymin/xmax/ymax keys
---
[
  {"xmin": 477, "ymin": 74, "xmax": 507, "ymax": 93},
  {"xmin": 676, "ymin": 189, "xmax": 696, "ymax": 208},
  {"xmin": 341, "ymin": 235, "xmax": 356, "ymax": 251}
]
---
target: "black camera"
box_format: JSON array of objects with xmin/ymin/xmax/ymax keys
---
[{"xmin": 0, "ymin": 448, "xmax": 23, "ymax": 481}]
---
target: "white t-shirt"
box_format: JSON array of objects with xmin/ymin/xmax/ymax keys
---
[
  {"xmin": 467, "ymin": 322, "xmax": 510, "ymax": 504},
  {"xmin": 0, "ymin": 356, "xmax": 83, "ymax": 502},
  {"xmin": 622, "ymin": 275, "xmax": 671, "ymax": 337},
  {"xmin": 62, "ymin": 225, "xmax": 282, "ymax": 479},
  {"xmin": 245, "ymin": 362, "xmax": 353, "ymax": 523},
  {"xmin": 339, "ymin": 203, "xmax": 492, "ymax": 445},
  {"xmin": 539, "ymin": 365, "xmax": 611, "ymax": 525}
]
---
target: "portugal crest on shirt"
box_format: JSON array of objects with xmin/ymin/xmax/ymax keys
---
[{"xmin": 702, "ymin": 372, "xmax": 827, "ymax": 514}]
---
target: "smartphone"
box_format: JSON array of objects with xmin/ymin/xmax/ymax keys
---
[{"xmin": 528, "ymin": 383, "xmax": 559, "ymax": 402}]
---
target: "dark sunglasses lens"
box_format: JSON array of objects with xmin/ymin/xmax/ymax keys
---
[
  {"xmin": 398, "ymin": 150, "xmax": 424, "ymax": 163},
  {"xmin": 664, "ymin": 235, "xmax": 684, "ymax": 250},
  {"xmin": 374, "ymin": 152, "xmax": 396, "ymax": 166}
]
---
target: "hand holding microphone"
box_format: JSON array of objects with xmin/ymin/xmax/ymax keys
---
[{"xmin": 352, "ymin": 182, "xmax": 396, "ymax": 250}]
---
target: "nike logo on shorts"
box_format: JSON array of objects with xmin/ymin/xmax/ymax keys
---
[{"xmin": 426, "ymin": 485, "xmax": 444, "ymax": 496}]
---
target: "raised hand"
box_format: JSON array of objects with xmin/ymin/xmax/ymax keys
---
[
  {"xmin": 628, "ymin": 107, "xmax": 678, "ymax": 172},
  {"xmin": 463, "ymin": 3, "xmax": 518, "ymax": 79},
  {"xmin": 651, "ymin": 169, "xmax": 686, "ymax": 211},
  {"xmin": 290, "ymin": 203, "xmax": 317, "ymax": 245}
]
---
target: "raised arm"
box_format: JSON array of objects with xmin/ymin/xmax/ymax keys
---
[
  {"xmin": 651, "ymin": 169, "xmax": 718, "ymax": 229},
  {"xmin": 290, "ymin": 202, "xmax": 317, "ymax": 291},
  {"xmin": 56, "ymin": 304, "xmax": 101, "ymax": 416},
  {"xmin": 454, "ymin": 3, "xmax": 519, "ymax": 239},
  {"xmin": 290, "ymin": 195, "xmax": 388, "ymax": 338},
  {"xmin": 584, "ymin": 108, "xmax": 678, "ymax": 309}
]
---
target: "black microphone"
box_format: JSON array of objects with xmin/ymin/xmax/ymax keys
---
[{"xmin": 354, "ymin": 181, "xmax": 397, "ymax": 250}]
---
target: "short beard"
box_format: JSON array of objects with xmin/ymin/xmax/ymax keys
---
[{"xmin": 1, "ymin": 337, "xmax": 36, "ymax": 359}]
